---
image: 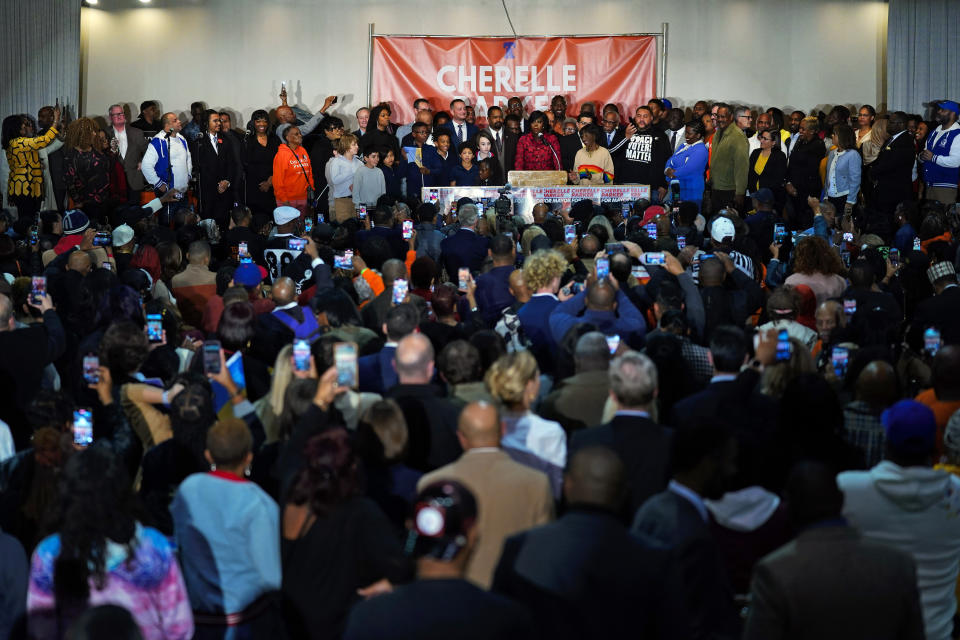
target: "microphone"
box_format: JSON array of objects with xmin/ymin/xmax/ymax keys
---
[{"xmin": 537, "ymin": 132, "xmax": 544, "ymax": 143}]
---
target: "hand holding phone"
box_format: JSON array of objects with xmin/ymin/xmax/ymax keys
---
[
  {"xmin": 596, "ymin": 257, "xmax": 610, "ymax": 280},
  {"xmin": 402, "ymin": 219, "xmax": 413, "ymax": 239},
  {"xmin": 293, "ymin": 339, "xmax": 312, "ymax": 372},
  {"xmin": 334, "ymin": 342, "xmax": 358, "ymax": 388},
  {"xmin": 203, "ymin": 340, "xmax": 222, "ymax": 374},
  {"xmin": 392, "ymin": 279, "xmax": 408, "ymax": 305},
  {"xmin": 73, "ymin": 408, "xmax": 94, "ymax": 447},
  {"xmin": 458, "ymin": 268, "xmax": 471, "ymax": 292}
]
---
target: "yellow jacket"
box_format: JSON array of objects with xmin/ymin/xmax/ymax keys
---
[{"xmin": 6, "ymin": 126, "xmax": 59, "ymax": 198}]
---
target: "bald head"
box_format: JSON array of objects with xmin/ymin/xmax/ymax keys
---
[
  {"xmin": 508, "ymin": 269, "xmax": 530, "ymax": 303},
  {"xmin": 855, "ymin": 361, "xmax": 898, "ymax": 409},
  {"xmin": 580, "ymin": 234, "xmax": 600, "ymax": 257},
  {"xmin": 698, "ymin": 257, "xmax": 724, "ymax": 287},
  {"xmin": 394, "ymin": 333, "xmax": 434, "ymax": 384},
  {"xmin": 67, "ymin": 250, "xmax": 92, "ymax": 275},
  {"xmin": 272, "ymin": 277, "xmax": 296, "ymax": 306},
  {"xmin": 586, "ymin": 281, "xmax": 616, "ymax": 311},
  {"xmin": 457, "ymin": 401, "xmax": 501, "ymax": 449},
  {"xmin": 382, "ymin": 259, "xmax": 407, "ymax": 287},
  {"xmin": 563, "ymin": 445, "xmax": 625, "ymax": 510}
]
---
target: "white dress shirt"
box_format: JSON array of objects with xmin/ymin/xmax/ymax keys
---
[{"xmin": 113, "ymin": 125, "xmax": 128, "ymax": 159}]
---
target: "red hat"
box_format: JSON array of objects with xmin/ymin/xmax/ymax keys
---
[{"xmin": 641, "ymin": 205, "xmax": 666, "ymax": 226}]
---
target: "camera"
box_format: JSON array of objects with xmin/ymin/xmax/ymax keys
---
[{"xmin": 494, "ymin": 184, "xmax": 513, "ymax": 222}]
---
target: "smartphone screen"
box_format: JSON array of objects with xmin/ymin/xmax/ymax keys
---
[
  {"xmin": 304, "ymin": 218, "xmax": 313, "ymax": 233},
  {"xmin": 843, "ymin": 299, "xmax": 857, "ymax": 315},
  {"xmin": 238, "ymin": 241, "xmax": 249, "ymax": 258},
  {"xmin": 773, "ymin": 223, "xmax": 786, "ymax": 244},
  {"xmin": 631, "ymin": 265, "xmax": 645, "ymax": 279},
  {"xmin": 606, "ymin": 334, "xmax": 621, "ymax": 354},
  {"xmin": 30, "ymin": 276, "xmax": 46, "ymax": 305},
  {"xmin": 82, "ymin": 355, "xmax": 99, "ymax": 385},
  {"xmin": 102, "ymin": 261, "xmax": 112, "ymax": 271},
  {"xmin": 73, "ymin": 408, "xmax": 94, "ymax": 447},
  {"xmin": 293, "ymin": 339, "xmax": 311, "ymax": 372},
  {"xmin": 30, "ymin": 228, "xmax": 38, "ymax": 245},
  {"xmin": 644, "ymin": 223, "xmax": 658, "ymax": 240},
  {"xmin": 334, "ymin": 249, "xmax": 353, "ymax": 270},
  {"xmin": 605, "ymin": 242, "xmax": 624, "ymax": 254},
  {"xmin": 402, "ymin": 219, "xmax": 413, "ymax": 239},
  {"xmin": 913, "ymin": 237, "xmax": 922, "ymax": 251},
  {"xmin": 925, "ymin": 327, "xmax": 942, "ymax": 356},
  {"xmin": 843, "ymin": 232, "xmax": 854, "ymax": 243},
  {"xmin": 357, "ymin": 205, "xmax": 367, "ymax": 220},
  {"xmin": 288, "ymin": 238, "xmax": 307, "ymax": 251},
  {"xmin": 889, "ymin": 247, "xmax": 900, "ymax": 267},
  {"xmin": 677, "ymin": 235, "xmax": 686, "ymax": 250},
  {"xmin": 596, "ymin": 257, "xmax": 610, "ymax": 280},
  {"xmin": 840, "ymin": 250, "xmax": 851, "ymax": 268},
  {"xmin": 334, "ymin": 342, "xmax": 358, "ymax": 388},
  {"xmin": 831, "ymin": 346, "xmax": 849, "ymax": 378},
  {"xmin": 392, "ymin": 279, "xmax": 408, "ymax": 305},
  {"xmin": 564, "ymin": 224, "xmax": 576, "ymax": 243},
  {"xmin": 93, "ymin": 232, "xmax": 111, "ymax": 247},
  {"xmin": 203, "ymin": 340, "xmax": 222, "ymax": 374},
  {"xmin": 146, "ymin": 314, "xmax": 163, "ymax": 343},
  {"xmin": 458, "ymin": 268, "xmax": 470, "ymax": 291},
  {"xmin": 775, "ymin": 329, "xmax": 791, "ymax": 362},
  {"xmin": 620, "ymin": 203, "xmax": 631, "ymax": 218},
  {"xmin": 643, "ymin": 252, "xmax": 665, "ymax": 265}
]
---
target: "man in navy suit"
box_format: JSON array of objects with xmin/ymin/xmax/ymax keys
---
[
  {"xmin": 869, "ymin": 111, "xmax": 916, "ymax": 223},
  {"xmin": 191, "ymin": 110, "xmax": 238, "ymax": 233},
  {"xmin": 357, "ymin": 303, "xmax": 419, "ymax": 394},
  {"xmin": 599, "ymin": 108, "xmax": 635, "ymax": 178},
  {"xmin": 439, "ymin": 203, "xmax": 490, "ymax": 278},
  {"xmin": 570, "ymin": 352, "xmax": 672, "ymax": 517},
  {"xmin": 516, "ymin": 249, "xmax": 569, "ymax": 377},
  {"xmin": 631, "ymin": 421, "xmax": 741, "ymax": 640},
  {"xmin": 444, "ymin": 99, "xmax": 478, "ymax": 148},
  {"xmin": 493, "ymin": 445, "xmax": 685, "ymax": 640}
]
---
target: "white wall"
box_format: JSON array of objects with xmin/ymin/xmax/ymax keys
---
[{"xmin": 80, "ymin": 0, "xmax": 889, "ymax": 127}]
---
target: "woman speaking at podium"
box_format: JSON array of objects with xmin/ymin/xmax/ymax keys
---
[{"xmin": 513, "ymin": 111, "xmax": 562, "ymax": 171}]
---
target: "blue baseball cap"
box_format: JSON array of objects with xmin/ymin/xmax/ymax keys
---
[
  {"xmin": 661, "ymin": 98, "xmax": 673, "ymax": 110},
  {"xmin": 751, "ymin": 188, "xmax": 775, "ymax": 205},
  {"xmin": 938, "ymin": 100, "xmax": 960, "ymax": 115},
  {"xmin": 882, "ymin": 400, "xmax": 936, "ymax": 456},
  {"xmin": 233, "ymin": 262, "xmax": 265, "ymax": 288}
]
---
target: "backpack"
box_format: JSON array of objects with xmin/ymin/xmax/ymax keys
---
[{"xmin": 273, "ymin": 306, "xmax": 322, "ymax": 343}]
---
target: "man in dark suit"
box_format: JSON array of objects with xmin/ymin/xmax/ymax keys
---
[
  {"xmin": 443, "ymin": 98, "xmax": 478, "ymax": 148},
  {"xmin": 743, "ymin": 461, "xmax": 924, "ymax": 640},
  {"xmin": 631, "ymin": 422, "xmax": 741, "ymax": 640},
  {"xmin": 599, "ymin": 108, "xmax": 634, "ymax": 171},
  {"xmin": 357, "ymin": 303, "xmax": 418, "ymax": 394},
  {"xmin": 870, "ymin": 111, "xmax": 916, "ymax": 223},
  {"xmin": 914, "ymin": 262, "xmax": 960, "ymax": 346},
  {"xmin": 105, "ymin": 103, "xmax": 148, "ymax": 202},
  {"xmin": 191, "ymin": 110, "xmax": 238, "ymax": 233},
  {"xmin": 493, "ymin": 445, "xmax": 684, "ymax": 640},
  {"xmin": 439, "ymin": 203, "xmax": 490, "ymax": 278},
  {"xmin": 385, "ymin": 333, "xmax": 463, "ymax": 472},
  {"xmin": 570, "ymin": 351, "xmax": 672, "ymax": 516},
  {"xmin": 482, "ymin": 106, "xmax": 517, "ymax": 175}
]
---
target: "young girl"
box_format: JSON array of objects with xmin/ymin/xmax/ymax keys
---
[
  {"xmin": 449, "ymin": 142, "xmax": 479, "ymax": 186},
  {"xmin": 379, "ymin": 148, "xmax": 403, "ymax": 198},
  {"xmin": 353, "ymin": 147, "xmax": 386, "ymax": 208},
  {"xmin": 477, "ymin": 157, "xmax": 503, "ymax": 186},
  {"xmin": 475, "ymin": 131, "xmax": 496, "ymax": 162}
]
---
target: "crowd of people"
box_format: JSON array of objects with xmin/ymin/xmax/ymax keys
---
[{"xmin": 0, "ymin": 85, "xmax": 959, "ymax": 640}]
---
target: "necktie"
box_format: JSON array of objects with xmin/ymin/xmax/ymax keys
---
[
  {"xmin": 458, "ymin": 124, "xmax": 464, "ymax": 144},
  {"xmin": 211, "ymin": 135, "xmax": 218, "ymax": 154},
  {"xmin": 495, "ymin": 131, "xmax": 502, "ymax": 154},
  {"xmin": 608, "ymin": 132, "xmax": 613, "ymax": 146}
]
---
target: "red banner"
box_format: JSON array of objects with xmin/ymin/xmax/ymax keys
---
[{"xmin": 371, "ymin": 35, "xmax": 657, "ymax": 123}]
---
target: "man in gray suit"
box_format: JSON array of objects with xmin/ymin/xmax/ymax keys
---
[
  {"xmin": 106, "ymin": 103, "xmax": 148, "ymax": 202},
  {"xmin": 743, "ymin": 461, "xmax": 924, "ymax": 640}
]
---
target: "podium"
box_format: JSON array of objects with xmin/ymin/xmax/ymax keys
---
[{"xmin": 506, "ymin": 170, "xmax": 568, "ymax": 187}]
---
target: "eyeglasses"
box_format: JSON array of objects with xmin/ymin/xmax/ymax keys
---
[
  {"xmin": 109, "ymin": 112, "xmax": 123, "ymax": 117},
  {"xmin": 738, "ymin": 115, "xmax": 754, "ymax": 120},
  {"xmin": 603, "ymin": 119, "xmax": 618, "ymax": 125}
]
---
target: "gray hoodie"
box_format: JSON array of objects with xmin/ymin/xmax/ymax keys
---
[{"xmin": 838, "ymin": 461, "xmax": 960, "ymax": 640}]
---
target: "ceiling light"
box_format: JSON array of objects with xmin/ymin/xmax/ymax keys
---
[{"xmin": 85, "ymin": 0, "xmax": 98, "ymax": 5}]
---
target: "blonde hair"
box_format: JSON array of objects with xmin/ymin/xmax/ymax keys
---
[
  {"xmin": 336, "ymin": 133, "xmax": 358, "ymax": 155},
  {"xmin": 361, "ymin": 399, "xmax": 409, "ymax": 461},
  {"xmin": 522, "ymin": 249, "xmax": 567, "ymax": 292},
  {"xmin": 485, "ymin": 350, "xmax": 539, "ymax": 407},
  {"xmin": 521, "ymin": 226, "xmax": 545, "ymax": 256},
  {"xmin": 65, "ymin": 117, "xmax": 100, "ymax": 151},
  {"xmin": 265, "ymin": 344, "xmax": 294, "ymax": 442},
  {"xmin": 760, "ymin": 337, "xmax": 816, "ymax": 398}
]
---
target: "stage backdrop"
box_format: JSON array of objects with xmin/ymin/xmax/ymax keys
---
[{"xmin": 371, "ymin": 35, "xmax": 657, "ymax": 122}]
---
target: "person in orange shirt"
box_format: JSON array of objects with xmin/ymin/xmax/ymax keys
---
[
  {"xmin": 272, "ymin": 125, "xmax": 314, "ymax": 223},
  {"xmin": 915, "ymin": 346, "xmax": 960, "ymax": 456}
]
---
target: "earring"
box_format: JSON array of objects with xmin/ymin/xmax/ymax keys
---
[
  {"xmin": 210, "ymin": 464, "xmax": 216, "ymax": 471},
  {"xmin": 244, "ymin": 467, "xmax": 251, "ymax": 477}
]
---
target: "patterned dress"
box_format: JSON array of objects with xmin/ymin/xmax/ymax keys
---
[
  {"xmin": 5, "ymin": 127, "xmax": 59, "ymax": 198},
  {"xmin": 27, "ymin": 523, "xmax": 194, "ymax": 640}
]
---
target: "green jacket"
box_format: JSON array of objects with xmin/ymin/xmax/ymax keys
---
[{"xmin": 710, "ymin": 125, "xmax": 749, "ymax": 193}]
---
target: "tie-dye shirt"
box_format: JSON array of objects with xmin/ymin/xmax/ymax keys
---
[{"xmin": 27, "ymin": 523, "xmax": 193, "ymax": 640}]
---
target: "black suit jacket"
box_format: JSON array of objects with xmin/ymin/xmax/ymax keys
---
[
  {"xmin": 440, "ymin": 229, "xmax": 490, "ymax": 278},
  {"xmin": 492, "ymin": 509, "xmax": 684, "ymax": 640},
  {"xmin": 559, "ymin": 133, "xmax": 583, "ymax": 173},
  {"xmin": 192, "ymin": 133, "xmax": 239, "ymax": 204},
  {"xmin": 870, "ymin": 132, "xmax": 916, "ymax": 214},
  {"xmin": 786, "ymin": 137, "xmax": 826, "ymax": 197},
  {"xmin": 385, "ymin": 384, "xmax": 463, "ymax": 472},
  {"xmin": 570, "ymin": 414, "xmax": 672, "ymax": 516},
  {"xmin": 483, "ymin": 127, "xmax": 518, "ymax": 175},
  {"xmin": 747, "ymin": 148, "xmax": 788, "ymax": 209},
  {"xmin": 632, "ymin": 490, "xmax": 740, "ymax": 640}
]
